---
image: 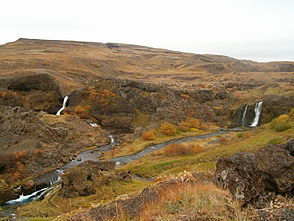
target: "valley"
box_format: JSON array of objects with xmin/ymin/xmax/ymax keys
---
[{"xmin": 0, "ymin": 38, "xmax": 293, "ymax": 220}]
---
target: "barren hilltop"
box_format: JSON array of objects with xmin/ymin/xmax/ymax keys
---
[{"xmin": 0, "ymin": 38, "xmax": 293, "ymax": 220}]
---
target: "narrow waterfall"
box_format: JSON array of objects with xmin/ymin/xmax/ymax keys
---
[
  {"xmin": 241, "ymin": 105, "xmax": 248, "ymax": 126},
  {"xmin": 56, "ymin": 96, "xmax": 69, "ymax": 115},
  {"xmin": 109, "ymin": 135, "xmax": 115, "ymax": 145},
  {"xmin": 250, "ymin": 101, "xmax": 263, "ymax": 127}
]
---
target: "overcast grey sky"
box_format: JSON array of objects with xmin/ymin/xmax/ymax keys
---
[{"xmin": 1, "ymin": 0, "xmax": 293, "ymax": 61}]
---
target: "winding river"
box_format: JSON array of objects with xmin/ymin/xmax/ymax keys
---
[{"xmin": 0, "ymin": 128, "xmax": 241, "ymax": 218}]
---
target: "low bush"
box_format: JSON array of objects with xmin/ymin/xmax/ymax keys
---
[
  {"xmin": 142, "ymin": 130, "xmax": 155, "ymax": 141},
  {"xmin": 159, "ymin": 122, "xmax": 177, "ymax": 136},
  {"xmin": 163, "ymin": 143, "xmax": 204, "ymax": 156},
  {"xmin": 270, "ymin": 114, "xmax": 291, "ymax": 132},
  {"xmin": 178, "ymin": 118, "xmax": 201, "ymax": 132}
]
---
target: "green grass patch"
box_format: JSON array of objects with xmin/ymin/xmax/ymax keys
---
[{"xmin": 120, "ymin": 124, "xmax": 294, "ymax": 178}]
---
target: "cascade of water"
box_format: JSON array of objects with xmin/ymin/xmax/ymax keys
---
[
  {"xmin": 109, "ymin": 135, "xmax": 115, "ymax": 145},
  {"xmin": 250, "ymin": 101, "xmax": 263, "ymax": 127},
  {"xmin": 56, "ymin": 96, "xmax": 69, "ymax": 115},
  {"xmin": 241, "ymin": 105, "xmax": 248, "ymax": 126},
  {"xmin": 5, "ymin": 187, "xmax": 48, "ymax": 205}
]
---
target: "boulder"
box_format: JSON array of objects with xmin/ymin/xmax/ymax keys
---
[
  {"xmin": 21, "ymin": 180, "xmax": 35, "ymax": 195},
  {"xmin": 214, "ymin": 139, "xmax": 294, "ymax": 205},
  {"xmin": 59, "ymin": 161, "xmax": 131, "ymax": 198},
  {"xmin": 214, "ymin": 152, "xmax": 265, "ymax": 204}
]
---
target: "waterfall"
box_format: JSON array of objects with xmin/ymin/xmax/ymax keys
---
[
  {"xmin": 5, "ymin": 187, "xmax": 48, "ymax": 205},
  {"xmin": 56, "ymin": 96, "xmax": 69, "ymax": 115},
  {"xmin": 250, "ymin": 101, "xmax": 263, "ymax": 127},
  {"xmin": 109, "ymin": 135, "xmax": 115, "ymax": 145},
  {"xmin": 241, "ymin": 105, "xmax": 248, "ymax": 126}
]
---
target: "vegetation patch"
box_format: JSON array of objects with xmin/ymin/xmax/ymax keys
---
[
  {"xmin": 270, "ymin": 113, "xmax": 292, "ymax": 132},
  {"xmin": 161, "ymin": 143, "xmax": 204, "ymax": 157}
]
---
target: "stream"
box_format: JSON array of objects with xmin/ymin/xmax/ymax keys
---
[{"xmin": 0, "ymin": 128, "xmax": 241, "ymax": 218}]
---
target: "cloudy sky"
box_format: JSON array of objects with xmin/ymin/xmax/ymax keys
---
[{"xmin": 1, "ymin": 0, "xmax": 293, "ymax": 61}]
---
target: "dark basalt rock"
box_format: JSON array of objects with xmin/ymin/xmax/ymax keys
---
[
  {"xmin": 7, "ymin": 74, "xmax": 60, "ymax": 92},
  {"xmin": 59, "ymin": 161, "xmax": 131, "ymax": 198},
  {"xmin": 214, "ymin": 139, "xmax": 294, "ymax": 206},
  {"xmin": 0, "ymin": 188, "xmax": 20, "ymax": 204},
  {"xmin": 261, "ymin": 95, "xmax": 294, "ymax": 124},
  {"xmin": 67, "ymin": 77, "xmax": 219, "ymax": 131}
]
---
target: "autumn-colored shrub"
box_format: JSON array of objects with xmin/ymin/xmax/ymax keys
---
[
  {"xmin": 142, "ymin": 130, "xmax": 155, "ymax": 141},
  {"xmin": 159, "ymin": 122, "xmax": 177, "ymax": 136},
  {"xmin": 270, "ymin": 114, "xmax": 291, "ymax": 132},
  {"xmin": 87, "ymin": 86, "xmax": 117, "ymax": 105},
  {"xmin": 178, "ymin": 118, "xmax": 201, "ymax": 132},
  {"xmin": 163, "ymin": 143, "xmax": 204, "ymax": 156},
  {"xmin": 87, "ymin": 86, "xmax": 99, "ymax": 102},
  {"xmin": 34, "ymin": 149, "xmax": 43, "ymax": 155},
  {"xmin": 13, "ymin": 150, "xmax": 27, "ymax": 159}
]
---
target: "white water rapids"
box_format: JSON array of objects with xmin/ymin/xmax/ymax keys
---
[{"xmin": 56, "ymin": 96, "xmax": 69, "ymax": 115}]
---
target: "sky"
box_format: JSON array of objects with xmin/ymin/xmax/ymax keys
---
[{"xmin": 1, "ymin": 0, "xmax": 294, "ymax": 62}]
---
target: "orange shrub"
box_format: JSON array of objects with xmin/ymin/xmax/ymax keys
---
[
  {"xmin": 142, "ymin": 130, "xmax": 155, "ymax": 141},
  {"xmin": 13, "ymin": 151, "xmax": 27, "ymax": 159},
  {"xmin": 34, "ymin": 149, "xmax": 43, "ymax": 155},
  {"xmin": 159, "ymin": 122, "xmax": 177, "ymax": 136},
  {"xmin": 178, "ymin": 118, "xmax": 201, "ymax": 132},
  {"xmin": 163, "ymin": 143, "xmax": 204, "ymax": 156},
  {"xmin": 87, "ymin": 86, "xmax": 99, "ymax": 102}
]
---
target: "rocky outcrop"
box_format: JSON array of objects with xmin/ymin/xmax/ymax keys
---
[
  {"xmin": 59, "ymin": 161, "xmax": 131, "ymax": 198},
  {"xmin": 0, "ymin": 74, "xmax": 63, "ymax": 113},
  {"xmin": 261, "ymin": 95, "xmax": 294, "ymax": 123},
  {"xmin": 214, "ymin": 139, "xmax": 294, "ymax": 206},
  {"xmin": 67, "ymin": 77, "xmax": 221, "ymax": 131},
  {"xmin": 0, "ymin": 106, "xmax": 108, "ymax": 203}
]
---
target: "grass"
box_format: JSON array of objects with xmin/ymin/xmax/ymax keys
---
[
  {"xmin": 119, "ymin": 123, "xmax": 294, "ymax": 178},
  {"xmin": 139, "ymin": 183, "xmax": 246, "ymax": 221},
  {"xmin": 17, "ymin": 179, "xmax": 150, "ymax": 219}
]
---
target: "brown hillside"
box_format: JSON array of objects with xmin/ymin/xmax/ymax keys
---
[{"xmin": 0, "ymin": 38, "xmax": 293, "ymax": 93}]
